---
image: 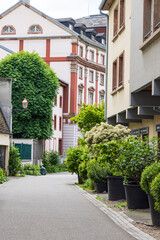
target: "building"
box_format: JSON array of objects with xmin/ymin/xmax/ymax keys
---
[
  {"xmin": 0, "ymin": 0, "xmax": 106, "ymax": 158},
  {"xmin": 0, "ymin": 78, "xmax": 12, "ymax": 172},
  {"xmin": 100, "ymin": 0, "xmax": 160, "ymax": 139}
]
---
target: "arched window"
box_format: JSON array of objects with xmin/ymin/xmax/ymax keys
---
[
  {"xmin": 1, "ymin": 25, "xmax": 16, "ymax": 35},
  {"xmin": 28, "ymin": 25, "xmax": 43, "ymax": 34}
]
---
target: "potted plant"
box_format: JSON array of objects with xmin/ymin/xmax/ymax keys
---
[
  {"xmin": 87, "ymin": 158, "xmax": 112, "ymax": 193},
  {"xmin": 117, "ymin": 136, "xmax": 158, "ymax": 209},
  {"xmin": 65, "ymin": 146, "xmax": 84, "ymax": 184},
  {"xmin": 141, "ymin": 162, "xmax": 160, "ymax": 226},
  {"xmin": 94, "ymin": 141, "xmax": 126, "ymax": 200}
]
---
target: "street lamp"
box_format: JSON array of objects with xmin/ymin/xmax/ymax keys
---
[{"xmin": 22, "ymin": 98, "xmax": 28, "ymax": 109}]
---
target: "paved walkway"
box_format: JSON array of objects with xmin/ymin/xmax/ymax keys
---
[{"xmin": 0, "ymin": 173, "xmax": 136, "ymax": 240}]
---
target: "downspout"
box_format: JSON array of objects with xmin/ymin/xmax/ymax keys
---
[{"xmin": 100, "ymin": 10, "xmax": 109, "ymax": 121}]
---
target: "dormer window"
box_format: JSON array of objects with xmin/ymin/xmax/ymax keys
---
[
  {"xmin": 2, "ymin": 25, "xmax": 16, "ymax": 35},
  {"xmin": 69, "ymin": 24, "xmax": 74, "ymax": 30},
  {"xmin": 101, "ymin": 39, "xmax": 105, "ymax": 44},
  {"xmin": 91, "ymin": 35, "xmax": 95, "ymax": 40},
  {"xmin": 28, "ymin": 25, "xmax": 43, "ymax": 34}
]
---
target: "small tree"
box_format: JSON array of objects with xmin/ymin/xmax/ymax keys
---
[
  {"xmin": 8, "ymin": 145, "xmax": 23, "ymax": 176},
  {"xmin": 71, "ymin": 102, "xmax": 105, "ymax": 134},
  {"xmin": 0, "ymin": 51, "xmax": 59, "ymax": 139}
]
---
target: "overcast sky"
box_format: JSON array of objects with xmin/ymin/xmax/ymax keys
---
[{"xmin": 1, "ymin": 0, "xmax": 102, "ymax": 19}]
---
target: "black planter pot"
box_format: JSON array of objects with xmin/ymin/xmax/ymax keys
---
[
  {"xmin": 108, "ymin": 176, "xmax": 126, "ymax": 201},
  {"xmin": 94, "ymin": 181, "xmax": 107, "ymax": 193},
  {"xmin": 148, "ymin": 194, "xmax": 160, "ymax": 226},
  {"xmin": 124, "ymin": 184, "xmax": 149, "ymax": 209}
]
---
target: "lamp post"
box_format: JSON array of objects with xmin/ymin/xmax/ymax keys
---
[{"xmin": 22, "ymin": 98, "xmax": 28, "ymax": 109}]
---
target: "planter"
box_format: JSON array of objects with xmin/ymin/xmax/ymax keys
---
[
  {"xmin": 148, "ymin": 194, "xmax": 160, "ymax": 226},
  {"xmin": 94, "ymin": 181, "xmax": 107, "ymax": 193},
  {"xmin": 108, "ymin": 176, "xmax": 126, "ymax": 201},
  {"xmin": 124, "ymin": 183, "xmax": 149, "ymax": 209}
]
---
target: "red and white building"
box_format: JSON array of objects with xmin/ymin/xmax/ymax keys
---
[{"xmin": 0, "ymin": 0, "xmax": 106, "ymax": 158}]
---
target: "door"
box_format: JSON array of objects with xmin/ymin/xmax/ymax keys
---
[{"xmin": 0, "ymin": 146, "xmax": 5, "ymax": 170}]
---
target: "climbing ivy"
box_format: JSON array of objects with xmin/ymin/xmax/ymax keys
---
[{"xmin": 0, "ymin": 51, "xmax": 59, "ymax": 139}]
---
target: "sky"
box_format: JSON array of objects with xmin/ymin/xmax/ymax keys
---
[{"xmin": 0, "ymin": 0, "xmax": 103, "ymax": 19}]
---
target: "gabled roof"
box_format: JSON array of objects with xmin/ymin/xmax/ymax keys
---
[
  {"xmin": 0, "ymin": 0, "xmax": 78, "ymax": 37},
  {"xmin": 76, "ymin": 14, "xmax": 106, "ymax": 28},
  {"xmin": 0, "ymin": 104, "xmax": 10, "ymax": 134}
]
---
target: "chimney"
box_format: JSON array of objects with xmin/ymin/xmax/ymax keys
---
[{"xmin": 20, "ymin": 0, "xmax": 30, "ymax": 4}]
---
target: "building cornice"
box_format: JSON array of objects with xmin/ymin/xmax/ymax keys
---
[{"xmin": 67, "ymin": 55, "xmax": 105, "ymax": 73}]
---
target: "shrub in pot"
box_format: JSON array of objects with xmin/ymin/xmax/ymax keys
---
[
  {"xmin": 78, "ymin": 147, "xmax": 90, "ymax": 183},
  {"xmin": 8, "ymin": 144, "xmax": 23, "ymax": 176},
  {"xmin": 93, "ymin": 141, "xmax": 126, "ymax": 200},
  {"xmin": 65, "ymin": 146, "xmax": 90, "ymax": 183},
  {"xmin": 87, "ymin": 158, "xmax": 112, "ymax": 193},
  {"xmin": 117, "ymin": 136, "xmax": 158, "ymax": 209},
  {"xmin": 141, "ymin": 162, "xmax": 160, "ymax": 226}
]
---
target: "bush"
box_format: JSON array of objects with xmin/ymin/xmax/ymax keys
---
[
  {"xmin": 8, "ymin": 144, "xmax": 23, "ymax": 176},
  {"xmin": 42, "ymin": 150, "xmax": 61, "ymax": 173},
  {"xmin": 116, "ymin": 136, "xmax": 158, "ymax": 184},
  {"xmin": 65, "ymin": 146, "xmax": 84, "ymax": 174},
  {"xmin": 78, "ymin": 147, "xmax": 90, "ymax": 182},
  {"xmin": 87, "ymin": 159, "xmax": 112, "ymax": 183},
  {"xmin": 85, "ymin": 122, "xmax": 130, "ymax": 151},
  {"xmin": 140, "ymin": 162, "xmax": 160, "ymax": 194},
  {"xmin": 24, "ymin": 164, "xmax": 41, "ymax": 176},
  {"xmin": 151, "ymin": 173, "xmax": 160, "ymax": 212},
  {"xmin": 0, "ymin": 168, "xmax": 8, "ymax": 183}
]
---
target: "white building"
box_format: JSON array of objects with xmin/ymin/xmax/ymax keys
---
[{"xmin": 0, "ymin": 0, "xmax": 106, "ymax": 157}]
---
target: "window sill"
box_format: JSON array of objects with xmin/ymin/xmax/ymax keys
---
[
  {"xmin": 117, "ymin": 84, "xmax": 124, "ymax": 91},
  {"xmin": 140, "ymin": 28, "xmax": 160, "ymax": 51},
  {"xmin": 112, "ymin": 33, "xmax": 118, "ymax": 42},
  {"xmin": 112, "ymin": 25, "xmax": 125, "ymax": 43},
  {"xmin": 111, "ymin": 90, "xmax": 117, "ymax": 95},
  {"xmin": 118, "ymin": 24, "xmax": 125, "ymax": 35},
  {"xmin": 111, "ymin": 84, "xmax": 124, "ymax": 95}
]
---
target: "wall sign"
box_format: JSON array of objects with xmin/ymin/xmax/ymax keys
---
[
  {"xmin": 156, "ymin": 124, "xmax": 160, "ymax": 132},
  {"xmin": 140, "ymin": 127, "xmax": 148, "ymax": 135},
  {"xmin": 132, "ymin": 129, "xmax": 139, "ymax": 135}
]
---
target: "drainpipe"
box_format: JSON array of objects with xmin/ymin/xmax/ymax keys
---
[{"xmin": 100, "ymin": 10, "xmax": 109, "ymax": 121}]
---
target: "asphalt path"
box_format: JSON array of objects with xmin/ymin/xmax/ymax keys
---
[{"xmin": 0, "ymin": 173, "xmax": 135, "ymax": 240}]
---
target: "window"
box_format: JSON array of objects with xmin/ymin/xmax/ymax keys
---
[
  {"xmin": 120, "ymin": 0, "xmax": 125, "ymax": 28},
  {"xmin": 78, "ymin": 89, "xmax": 83, "ymax": 105},
  {"xmin": 100, "ymin": 74, "xmax": 105, "ymax": 86},
  {"xmin": 28, "ymin": 25, "xmax": 43, "ymax": 34},
  {"xmin": 112, "ymin": 59, "xmax": 118, "ymax": 91},
  {"xmin": 88, "ymin": 92, "xmax": 94, "ymax": 105},
  {"xmin": 54, "ymin": 115, "xmax": 57, "ymax": 130},
  {"xmin": 99, "ymin": 94, "xmax": 104, "ymax": 104},
  {"xmin": 143, "ymin": 0, "xmax": 160, "ymax": 40},
  {"xmin": 54, "ymin": 95, "xmax": 57, "ymax": 106},
  {"xmin": 59, "ymin": 117, "xmax": 62, "ymax": 131},
  {"xmin": 89, "ymin": 50, "xmax": 94, "ymax": 61},
  {"xmin": 79, "ymin": 67, "xmax": 83, "ymax": 79},
  {"xmin": 2, "ymin": 25, "xmax": 16, "ymax": 35},
  {"xmin": 100, "ymin": 54, "xmax": 105, "ymax": 65},
  {"xmin": 59, "ymin": 139, "xmax": 63, "ymax": 155},
  {"xmin": 69, "ymin": 24, "xmax": 74, "ymax": 30},
  {"xmin": 113, "ymin": 5, "xmax": 118, "ymax": 36},
  {"xmin": 89, "ymin": 71, "xmax": 94, "ymax": 83},
  {"xmin": 101, "ymin": 39, "xmax": 105, "ymax": 44},
  {"xmin": 119, "ymin": 52, "xmax": 124, "ymax": 87},
  {"xmin": 79, "ymin": 46, "xmax": 83, "ymax": 57},
  {"xmin": 59, "ymin": 96, "xmax": 62, "ymax": 108}
]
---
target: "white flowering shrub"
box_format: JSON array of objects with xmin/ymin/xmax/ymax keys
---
[{"xmin": 85, "ymin": 122, "xmax": 130, "ymax": 150}]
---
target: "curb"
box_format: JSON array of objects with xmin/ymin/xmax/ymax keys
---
[{"xmin": 74, "ymin": 185, "xmax": 156, "ymax": 240}]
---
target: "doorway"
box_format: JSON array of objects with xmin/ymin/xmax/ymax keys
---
[{"xmin": 0, "ymin": 146, "xmax": 6, "ymax": 170}]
